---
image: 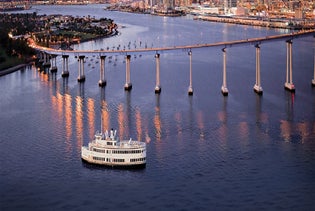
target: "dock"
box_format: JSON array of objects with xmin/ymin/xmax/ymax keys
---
[{"xmin": 194, "ymin": 15, "xmax": 315, "ymax": 30}]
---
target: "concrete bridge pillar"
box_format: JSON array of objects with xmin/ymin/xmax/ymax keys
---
[
  {"xmin": 124, "ymin": 55, "xmax": 132, "ymax": 90},
  {"xmin": 284, "ymin": 40, "xmax": 295, "ymax": 92},
  {"xmin": 38, "ymin": 52, "xmax": 44, "ymax": 64},
  {"xmin": 77, "ymin": 55, "xmax": 86, "ymax": 82},
  {"xmin": 155, "ymin": 53, "xmax": 161, "ymax": 94},
  {"xmin": 43, "ymin": 53, "xmax": 51, "ymax": 68},
  {"xmin": 254, "ymin": 44, "xmax": 263, "ymax": 95},
  {"xmin": 188, "ymin": 50, "xmax": 193, "ymax": 95},
  {"xmin": 61, "ymin": 55, "xmax": 69, "ymax": 77},
  {"xmin": 99, "ymin": 55, "xmax": 106, "ymax": 87},
  {"xmin": 50, "ymin": 54, "xmax": 58, "ymax": 73},
  {"xmin": 221, "ymin": 48, "xmax": 228, "ymax": 96}
]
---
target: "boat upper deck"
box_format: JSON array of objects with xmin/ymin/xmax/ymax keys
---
[{"xmin": 90, "ymin": 130, "xmax": 146, "ymax": 149}]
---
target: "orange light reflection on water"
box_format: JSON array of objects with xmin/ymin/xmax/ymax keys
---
[
  {"xmin": 40, "ymin": 71, "xmax": 49, "ymax": 83},
  {"xmin": 101, "ymin": 100, "xmax": 110, "ymax": 133},
  {"xmin": 154, "ymin": 106, "xmax": 162, "ymax": 142},
  {"xmin": 87, "ymin": 98, "xmax": 95, "ymax": 139},
  {"xmin": 50, "ymin": 91, "xmax": 63, "ymax": 125},
  {"xmin": 135, "ymin": 108, "xmax": 142, "ymax": 141},
  {"xmin": 280, "ymin": 120, "xmax": 313, "ymax": 143},
  {"xmin": 143, "ymin": 116, "xmax": 151, "ymax": 143},
  {"xmin": 296, "ymin": 122, "xmax": 309, "ymax": 143},
  {"xmin": 64, "ymin": 94, "xmax": 72, "ymax": 152},
  {"xmin": 76, "ymin": 96, "xmax": 83, "ymax": 149},
  {"xmin": 56, "ymin": 93, "xmax": 63, "ymax": 121},
  {"xmin": 118, "ymin": 103, "xmax": 125, "ymax": 140}
]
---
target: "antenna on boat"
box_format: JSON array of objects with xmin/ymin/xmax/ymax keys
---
[
  {"xmin": 110, "ymin": 128, "xmax": 114, "ymax": 140},
  {"xmin": 105, "ymin": 130, "xmax": 109, "ymax": 139}
]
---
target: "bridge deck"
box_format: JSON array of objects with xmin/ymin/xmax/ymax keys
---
[{"xmin": 32, "ymin": 30, "xmax": 315, "ymax": 55}]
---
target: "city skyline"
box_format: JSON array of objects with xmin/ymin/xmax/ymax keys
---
[{"xmin": 1, "ymin": 0, "xmax": 315, "ymax": 19}]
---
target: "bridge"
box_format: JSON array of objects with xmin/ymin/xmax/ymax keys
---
[{"xmin": 33, "ymin": 29, "xmax": 315, "ymax": 95}]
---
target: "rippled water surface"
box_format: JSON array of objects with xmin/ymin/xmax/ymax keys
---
[{"xmin": 1, "ymin": 4, "xmax": 315, "ymax": 210}]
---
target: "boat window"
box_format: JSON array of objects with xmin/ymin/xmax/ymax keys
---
[
  {"xmin": 93, "ymin": 148, "xmax": 105, "ymax": 153},
  {"xmin": 130, "ymin": 158, "xmax": 146, "ymax": 162},
  {"xmin": 113, "ymin": 158, "xmax": 124, "ymax": 162},
  {"xmin": 93, "ymin": 156, "xmax": 106, "ymax": 161}
]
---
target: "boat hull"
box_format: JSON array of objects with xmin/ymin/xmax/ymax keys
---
[
  {"xmin": 81, "ymin": 157, "xmax": 146, "ymax": 169},
  {"xmin": 81, "ymin": 145, "xmax": 146, "ymax": 169}
]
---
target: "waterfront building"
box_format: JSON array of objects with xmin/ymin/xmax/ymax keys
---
[
  {"xmin": 224, "ymin": 0, "xmax": 237, "ymax": 14},
  {"xmin": 163, "ymin": 0, "xmax": 175, "ymax": 9}
]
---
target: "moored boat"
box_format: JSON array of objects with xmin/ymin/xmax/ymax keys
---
[{"xmin": 81, "ymin": 129, "xmax": 146, "ymax": 168}]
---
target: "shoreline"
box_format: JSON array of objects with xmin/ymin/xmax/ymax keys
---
[
  {"xmin": 194, "ymin": 15, "xmax": 315, "ymax": 30},
  {"xmin": 0, "ymin": 29, "xmax": 118, "ymax": 77},
  {"xmin": 0, "ymin": 63, "xmax": 32, "ymax": 77}
]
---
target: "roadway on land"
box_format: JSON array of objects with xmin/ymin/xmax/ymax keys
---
[{"xmin": 30, "ymin": 30, "xmax": 315, "ymax": 55}]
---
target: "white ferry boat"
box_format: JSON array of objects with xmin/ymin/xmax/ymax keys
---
[{"xmin": 81, "ymin": 129, "xmax": 146, "ymax": 168}]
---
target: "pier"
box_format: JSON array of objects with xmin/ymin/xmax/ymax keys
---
[
  {"xmin": 194, "ymin": 16, "xmax": 315, "ymax": 30},
  {"xmin": 32, "ymin": 30, "xmax": 315, "ymax": 95}
]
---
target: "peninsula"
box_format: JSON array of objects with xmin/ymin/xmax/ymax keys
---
[{"xmin": 0, "ymin": 12, "xmax": 118, "ymax": 73}]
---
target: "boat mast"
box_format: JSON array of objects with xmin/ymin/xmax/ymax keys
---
[{"xmin": 101, "ymin": 113, "xmax": 103, "ymax": 134}]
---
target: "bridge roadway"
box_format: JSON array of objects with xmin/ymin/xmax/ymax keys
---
[
  {"xmin": 33, "ymin": 29, "xmax": 315, "ymax": 55},
  {"xmin": 33, "ymin": 29, "xmax": 315, "ymax": 95}
]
